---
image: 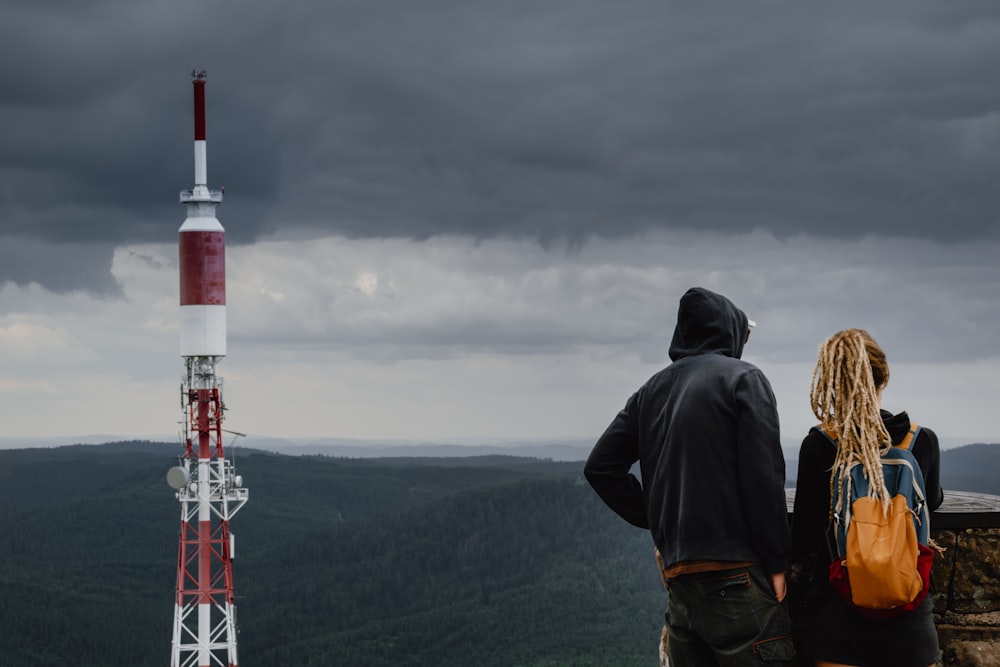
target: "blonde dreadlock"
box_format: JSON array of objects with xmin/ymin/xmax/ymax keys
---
[{"xmin": 809, "ymin": 329, "xmax": 893, "ymax": 518}]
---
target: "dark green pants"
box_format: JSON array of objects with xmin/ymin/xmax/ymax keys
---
[{"xmin": 666, "ymin": 564, "xmax": 795, "ymax": 666}]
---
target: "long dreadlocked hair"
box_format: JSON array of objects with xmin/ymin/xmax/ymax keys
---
[{"xmin": 809, "ymin": 328, "xmax": 893, "ymax": 518}]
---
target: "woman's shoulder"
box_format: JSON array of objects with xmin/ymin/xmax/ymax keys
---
[
  {"xmin": 911, "ymin": 424, "xmax": 940, "ymax": 455},
  {"xmin": 800, "ymin": 424, "xmax": 835, "ymax": 445},
  {"xmin": 798, "ymin": 426, "xmax": 837, "ymax": 461}
]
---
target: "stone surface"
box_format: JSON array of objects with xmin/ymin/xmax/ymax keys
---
[
  {"xmin": 931, "ymin": 530, "xmax": 958, "ymax": 614},
  {"xmin": 942, "ymin": 641, "xmax": 1000, "ymax": 667},
  {"xmin": 939, "ymin": 610, "xmax": 1000, "ymax": 627},
  {"xmin": 951, "ymin": 529, "xmax": 1000, "ymax": 614},
  {"xmin": 935, "ymin": 528, "xmax": 1000, "ymax": 665},
  {"xmin": 939, "ymin": 614, "xmax": 1000, "ymax": 667}
]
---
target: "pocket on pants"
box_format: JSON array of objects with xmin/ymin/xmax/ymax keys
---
[
  {"xmin": 754, "ymin": 634, "xmax": 795, "ymax": 662},
  {"xmin": 698, "ymin": 570, "xmax": 752, "ymax": 597},
  {"xmin": 694, "ymin": 570, "xmax": 756, "ymax": 627}
]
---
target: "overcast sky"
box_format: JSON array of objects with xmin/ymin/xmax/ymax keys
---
[{"xmin": 1, "ymin": 0, "xmax": 998, "ymax": 448}]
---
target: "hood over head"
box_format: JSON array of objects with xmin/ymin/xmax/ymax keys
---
[{"xmin": 668, "ymin": 287, "xmax": 752, "ymax": 361}]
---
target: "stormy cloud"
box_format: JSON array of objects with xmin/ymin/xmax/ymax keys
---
[{"xmin": 0, "ymin": 0, "xmax": 997, "ymax": 444}]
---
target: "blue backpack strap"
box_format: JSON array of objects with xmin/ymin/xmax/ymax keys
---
[{"xmin": 880, "ymin": 443, "xmax": 931, "ymax": 546}]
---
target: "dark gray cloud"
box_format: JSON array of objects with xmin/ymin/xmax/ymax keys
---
[{"xmin": 1, "ymin": 0, "xmax": 999, "ymax": 291}]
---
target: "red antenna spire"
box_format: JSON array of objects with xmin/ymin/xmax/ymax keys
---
[{"xmin": 192, "ymin": 71, "xmax": 207, "ymax": 141}]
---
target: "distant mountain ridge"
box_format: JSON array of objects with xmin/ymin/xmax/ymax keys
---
[
  {"xmin": 277, "ymin": 440, "xmax": 594, "ymax": 461},
  {"xmin": 2, "ymin": 434, "xmax": 989, "ymax": 458},
  {"xmin": 1, "ymin": 437, "xmax": 995, "ymax": 488},
  {"xmin": 782, "ymin": 441, "xmax": 1000, "ymax": 494},
  {"xmin": 270, "ymin": 440, "xmax": 1000, "ymax": 496}
]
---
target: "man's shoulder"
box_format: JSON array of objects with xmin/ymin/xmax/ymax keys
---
[
  {"xmin": 704, "ymin": 354, "xmax": 767, "ymax": 380},
  {"xmin": 657, "ymin": 354, "xmax": 765, "ymax": 380},
  {"xmin": 671, "ymin": 351, "xmax": 756, "ymax": 366}
]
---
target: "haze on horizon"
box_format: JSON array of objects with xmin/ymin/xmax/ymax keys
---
[{"xmin": 0, "ymin": 1, "xmax": 998, "ymax": 447}]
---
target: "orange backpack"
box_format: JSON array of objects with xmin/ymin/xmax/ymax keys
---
[{"xmin": 815, "ymin": 423, "xmax": 935, "ymax": 619}]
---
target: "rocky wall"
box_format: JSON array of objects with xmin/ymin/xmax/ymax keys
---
[{"xmin": 933, "ymin": 527, "xmax": 1000, "ymax": 666}]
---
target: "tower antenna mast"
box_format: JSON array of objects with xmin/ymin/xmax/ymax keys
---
[{"xmin": 169, "ymin": 70, "xmax": 248, "ymax": 667}]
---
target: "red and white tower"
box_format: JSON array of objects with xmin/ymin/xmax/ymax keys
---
[{"xmin": 169, "ymin": 70, "xmax": 248, "ymax": 667}]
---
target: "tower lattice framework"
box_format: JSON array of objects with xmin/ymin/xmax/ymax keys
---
[{"xmin": 170, "ymin": 358, "xmax": 248, "ymax": 667}]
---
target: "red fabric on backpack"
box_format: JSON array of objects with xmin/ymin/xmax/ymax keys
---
[{"xmin": 828, "ymin": 543, "xmax": 935, "ymax": 620}]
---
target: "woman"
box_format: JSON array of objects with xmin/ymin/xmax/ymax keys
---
[{"xmin": 790, "ymin": 328, "xmax": 943, "ymax": 667}]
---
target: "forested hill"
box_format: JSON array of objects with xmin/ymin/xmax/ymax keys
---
[
  {"xmin": 938, "ymin": 443, "xmax": 1000, "ymax": 495},
  {"xmin": 0, "ymin": 442, "xmax": 663, "ymax": 666},
  {"xmin": 0, "ymin": 440, "xmax": 995, "ymax": 666}
]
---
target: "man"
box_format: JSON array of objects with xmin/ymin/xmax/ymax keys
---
[{"xmin": 584, "ymin": 287, "xmax": 793, "ymax": 666}]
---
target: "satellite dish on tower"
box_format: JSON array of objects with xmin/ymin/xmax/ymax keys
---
[{"xmin": 166, "ymin": 466, "xmax": 189, "ymax": 490}]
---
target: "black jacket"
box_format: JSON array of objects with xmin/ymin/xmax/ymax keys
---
[
  {"xmin": 789, "ymin": 410, "xmax": 943, "ymax": 593},
  {"xmin": 584, "ymin": 287, "xmax": 791, "ymax": 575}
]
